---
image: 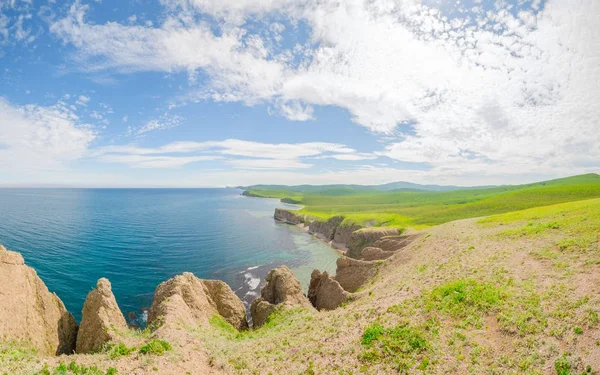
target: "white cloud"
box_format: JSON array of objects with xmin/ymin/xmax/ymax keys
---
[
  {"xmin": 91, "ymin": 139, "xmax": 361, "ymax": 169},
  {"xmin": 76, "ymin": 95, "xmax": 90, "ymax": 106},
  {"xmin": 48, "ymin": 0, "xmax": 600, "ymax": 181},
  {"xmin": 225, "ymin": 158, "xmax": 312, "ymax": 170},
  {"xmin": 97, "ymin": 154, "xmax": 220, "ymax": 168},
  {"xmin": 0, "ymin": 97, "xmax": 97, "ymax": 171},
  {"xmin": 136, "ymin": 114, "xmax": 183, "ymax": 135}
]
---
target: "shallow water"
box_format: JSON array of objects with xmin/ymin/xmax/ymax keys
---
[{"xmin": 0, "ymin": 188, "xmax": 339, "ymax": 325}]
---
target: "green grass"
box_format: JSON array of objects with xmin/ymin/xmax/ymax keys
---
[
  {"xmin": 247, "ymin": 174, "xmax": 600, "ymax": 229},
  {"xmin": 138, "ymin": 339, "xmax": 172, "ymax": 356},
  {"xmin": 360, "ymin": 322, "xmax": 432, "ymax": 371},
  {"xmin": 35, "ymin": 362, "xmax": 117, "ymax": 375},
  {"xmin": 425, "ymin": 279, "xmax": 505, "ymax": 327},
  {"xmin": 106, "ymin": 343, "xmax": 136, "ymax": 359},
  {"xmin": 481, "ymin": 198, "xmax": 600, "ymax": 253}
]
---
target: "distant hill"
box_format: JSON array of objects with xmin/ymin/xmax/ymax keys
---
[
  {"xmin": 244, "ymin": 173, "xmax": 600, "ymax": 227},
  {"xmin": 245, "ymin": 181, "xmax": 495, "ymax": 194},
  {"xmin": 245, "ymin": 173, "xmax": 600, "ymax": 195}
]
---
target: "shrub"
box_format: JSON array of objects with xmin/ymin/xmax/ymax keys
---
[{"xmin": 554, "ymin": 355, "xmax": 571, "ymax": 375}]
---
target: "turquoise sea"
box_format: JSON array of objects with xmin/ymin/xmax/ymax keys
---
[{"xmin": 0, "ymin": 188, "xmax": 339, "ymax": 325}]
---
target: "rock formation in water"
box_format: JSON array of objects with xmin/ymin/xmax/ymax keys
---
[
  {"xmin": 308, "ymin": 270, "xmax": 355, "ymax": 310},
  {"xmin": 148, "ymin": 272, "xmax": 248, "ymax": 334},
  {"xmin": 76, "ymin": 278, "xmax": 128, "ymax": 354},
  {"xmin": 0, "ymin": 244, "xmax": 78, "ymax": 355},
  {"xmin": 250, "ymin": 266, "xmax": 312, "ymax": 327}
]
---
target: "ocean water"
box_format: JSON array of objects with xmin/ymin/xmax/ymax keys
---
[{"xmin": 0, "ymin": 189, "xmax": 339, "ymax": 325}]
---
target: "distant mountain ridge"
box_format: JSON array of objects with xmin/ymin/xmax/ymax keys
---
[
  {"xmin": 244, "ymin": 173, "xmax": 600, "ymax": 194},
  {"xmin": 245, "ymin": 181, "xmax": 497, "ymax": 193}
]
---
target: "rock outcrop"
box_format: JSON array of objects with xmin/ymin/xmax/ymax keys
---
[
  {"xmin": 76, "ymin": 278, "xmax": 127, "ymax": 354},
  {"xmin": 308, "ymin": 216, "xmax": 344, "ymax": 242},
  {"xmin": 308, "ymin": 270, "xmax": 355, "ymax": 310},
  {"xmin": 346, "ymin": 228, "xmax": 400, "ymax": 259},
  {"xmin": 250, "ymin": 266, "xmax": 311, "ymax": 327},
  {"xmin": 361, "ymin": 247, "xmax": 394, "ymax": 261},
  {"xmin": 334, "ymin": 257, "xmax": 381, "ymax": 293},
  {"xmin": 274, "ymin": 209, "xmax": 304, "ymax": 225},
  {"xmin": 332, "ymin": 223, "xmax": 363, "ymax": 245},
  {"xmin": 148, "ymin": 273, "xmax": 247, "ymax": 333},
  {"xmin": 0, "ymin": 244, "xmax": 78, "ymax": 355},
  {"xmin": 371, "ymin": 233, "xmax": 423, "ymax": 253}
]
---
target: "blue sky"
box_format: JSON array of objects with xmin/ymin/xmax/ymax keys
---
[{"xmin": 0, "ymin": 0, "xmax": 598, "ymax": 187}]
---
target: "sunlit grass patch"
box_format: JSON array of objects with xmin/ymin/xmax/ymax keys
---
[
  {"xmin": 425, "ymin": 279, "xmax": 505, "ymax": 327},
  {"xmin": 138, "ymin": 339, "xmax": 172, "ymax": 356},
  {"xmin": 499, "ymin": 221, "xmax": 561, "ymax": 237},
  {"xmin": 359, "ymin": 322, "xmax": 432, "ymax": 372}
]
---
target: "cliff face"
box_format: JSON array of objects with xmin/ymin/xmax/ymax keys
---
[
  {"xmin": 345, "ymin": 228, "xmax": 400, "ymax": 259},
  {"xmin": 308, "ymin": 216, "xmax": 345, "ymax": 242},
  {"xmin": 0, "ymin": 244, "xmax": 78, "ymax": 355},
  {"xmin": 250, "ymin": 266, "xmax": 312, "ymax": 327},
  {"xmin": 148, "ymin": 272, "xmax": 248, "ymax": 333},
  {"xmin": 334, "ymin": 256, "xmax": 380, "ymax": 293},
  {"xmin": 274, "ymin": 208, "xmax": 304, "ymax": 225},
  {"xmin": 332, "ymin": 223, "xmax": 363, "ymax": 245},
  {"xmin": 308, "ymin": 270, "xmax": 355, "ymax": 310}
]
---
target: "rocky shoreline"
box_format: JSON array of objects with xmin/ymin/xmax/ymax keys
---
[{"xmin": 0, "ymin": 207, "xmax": 421, "ymax": 362}]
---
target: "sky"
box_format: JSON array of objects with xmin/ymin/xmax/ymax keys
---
[{"xmin": 0, "ymin": 0, "xmax": 598, "ymax": 187}]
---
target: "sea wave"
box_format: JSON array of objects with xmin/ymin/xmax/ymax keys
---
[{"xmin": 244, "ymin": 272, "xmax": 261, "ymax": 290}]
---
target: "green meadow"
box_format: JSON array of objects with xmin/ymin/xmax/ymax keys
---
[{"xmin": 245, "ymin": 173, "xmax": 600, "ymax": 229}]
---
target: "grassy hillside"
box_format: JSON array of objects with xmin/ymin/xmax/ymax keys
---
[{"xmin": 247, "ymin": 174, "xmax": 600, "ymax": 229}]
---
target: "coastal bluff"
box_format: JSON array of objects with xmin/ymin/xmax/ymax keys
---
[
  {"xmin": 0, "ymin": 244, "xmax": 78, "ymax": 355},
  {"xmin": 273, "ymin": 208, "xmax": 419, "ymax": 261}
]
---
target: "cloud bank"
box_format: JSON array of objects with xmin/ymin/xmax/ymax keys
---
[{"xmin": 47, "ymin": 0, "xmax": 600, "ymax": 183}]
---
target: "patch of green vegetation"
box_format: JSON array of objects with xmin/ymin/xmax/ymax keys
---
[
  {"xmin": 499, "ymin": 221, "xmax": 561, "ymax": 237},
  {"xmin": 139, "ymin": 339, "xmax": 172, "ymax": 356},
  {"xmin": 497, "ymin": 281, "xmax": 547, "ymax": 336},
  {"xmin": 280, "ymin": 197, "xmax": 302, "ymax": 204},
  {"xmin": 107, "ymin": 343, "xmax": 136, "ymax": 359},
  {"xmin": 554, "ymin": 354, "xmax": 572, "ymax": 375},
  {"xmin": 360, "ymin": 322, "xmax": 431, "ymax": 371},
  {"xmin": 0, "ymin": 341, "xmax": 37, "ymax": 362},
  {"xmin": 425, "ymin": 279, "xmax": 505, "ymax": 326},
  {"xmin": 35, "ymin": 362, "xmax": 117, "ymax": 375},
  {"xmin": 243, "ymin": 189, "xmax": 303, "ymax": 203},
  {"xmin": 209, "ymin": 314, "xmax": 238, "ymax": 335}
]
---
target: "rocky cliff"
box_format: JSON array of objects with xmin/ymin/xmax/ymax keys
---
[
  {"xmin": 0, "ymin": 244, "xmax": 78, "ymax": 355},
  {"xmin": 308, "ymin": 270, "xmax": 356, "ymax": 310},
  {"xmin": 334, "ymin": 256, "xmax": 381, "ymax": 292},
  {"xmin": 274, "ymin": 208, "xmax": 305, "ymax": 225},
  {"xmin": 148, "ymin": 272, "xmax": 248, "ymax": 333},
  {"xmin": 332, "ymin": 222, "xmax": 363, "ymax": 245},
  {"xmin": 345, "ymin": 228, "xmax": 401, "ymax": 258},
  {"xmin": 250, "ymin": 266, "xmax": 312, "ymax": 327},
  {"xmin": 308, "ymin": 216, "xmax": 345, "ymax": 241},
  {"xmin": 76, "ymin": 278, "xmax": 128, "ymax": 354}
]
